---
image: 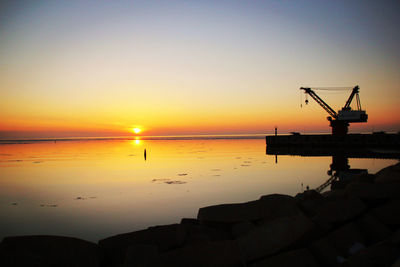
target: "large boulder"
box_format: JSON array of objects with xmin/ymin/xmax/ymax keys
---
[
  {"xmin": 98, "ymin": 224, "xmax": 186, "ymax": 267},
  {"xmin": 295, "ymin": 190, "xmax": 325, "ymax": 216},
  {"xmin": 123, "ymin": 244, "xmax": 159, "ymax": 267},
  {"xmin": 374, "ymin": 163, "xmax": 400, "ymax": 184},
  {"xmin": 249, "ymin": 248, "xmax": 318, "ymax": 267},
  {"xmin": 257, "ymin": 194, "xmax": 301, "ymax": 222},
  {"xmin": 0, "ymin": 235, "xmax": 99, "ymax": 267},
  {"xmin": 372, "ymin": 200, "xmax": 400, "ymax": 229},
  {"xmin": 390, "ymin": 229, "xmax": 400, "ymax": 246},
  {"xmin": 197, "ymin": 194, "xmax": 300, "ymax": 224},
  {"xmin": 231, "ymin": 221, "xmax": 256, "ymax": 238},
  {"xmin": 237, "ymin": 212, "xmax": 314, "ymax": 262},
  {"xmin": 159, "ymin": 240, "xmax": 245, "ymax": 267},
  {"xmin": 312, "ymin": 196, "xmax": 367, "ymax": 230},
  {"xmin": 356, "ymin": 213, "xmax": 392, "ymax": 245},
  {"xmin": 181, "ymin": 220, "xmax": 231, "ymax": 245},
  {"xmin": 343, "ymin": 242, "xmax": 399, "ymax": 267},
  {"xmin": 197, "ymin": 200, "xmax": 261, "ymax": 223},
  {"xmin": 311, "ymin": 223, "xmax": 365, "ymax": 266},
  {"xmin": 346, "ymin": 182, "xmax": 400, "ymax": 202},
  {"xmin": 392, "ymin": 259, "xmax": 400, "ymax": 267},
  {"xmin": 295, "ymin": 189, "xmax": 323, "ymax": 201}
]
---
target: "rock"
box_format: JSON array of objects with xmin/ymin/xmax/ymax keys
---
[
  {"xmin": 0, "ymin": 235, "xmax": 99, "ymax": 267},
  {"xmin": 231, "ymin": 221, "xmax": 256, "ymax": 238},
  {"xmin": 295, "ymin": 190, "xmax": 323, "ymax": 201},
  {"xmin": 375, "ymin": 163, "xmax": 400, "ymax": 184},
  {"xmin": 354, "ymin": 173, "xmax": 376, "ymax": 184},
  {"xmin": 180, "ymin": 218, "xmax": 199, "ymax": 225},
  {"xmin": 98, "ymin": 224, "xmax": 186, "ymax": 267},
  {"xmin": 348, "ymin": 242, "xmax": 366, "ymax": 255},
  {"xmin": 197, "ymin": 194, "xmax": 300, "ymax": 224},
  {"xmin": 389, "ymin": 229, "xmax": 400, "ymax": 246},
  {"xmin": 311, "ymin": 223, "xmax": 365, "ymax": 266},
  {"xmin": 237, "ymin": 212, "xmax": 314, "ymax": 262},
  {"xmin": 343, "ymin": 243, "xmax": 399, "ymax": 267},
  {"xmin": 331, "ymin": 171, "xmax": 373, "ymax": 191},
  {"xmin": 182, "ymin": 223, "xmax": 231, "ymax": 246},
  {"xmin": 346, "ymin": 182, "xmax": 400, "ymax": 202},
  {"xmin": 321, "ymin": 189, "xmax": 347, "ymax": 199},
  {"xmin": 159, "ymin": 240, "xmax": 245, "ymax": 267},
  {"xmin": 197, "ymin": 200, "xmax": 261, "ymax": 223},
  {"xmin": 392, "ymin": 259, "xmax": 400, "ymax": 267},
  {"xmin": 309, "ymin": 237, "xmax": 342, "ymax": 267},
  {"xmin": 249, "ymin": 248, "xmax": 318, "ymax": 267},
  {"xmin": 295, "ymin": 190, "xmax": 325, "ymax": 216},
  {"xmin": 330, "ymin": 171, "xmax": 373, "ymax": 192},
  {"xmin": 312, "ymin": 196, "xmax": 367, "ymax": 230},
  {"xmin": 356, "ymin": 213, "xmax": 392, "ymax": 245},
  {"xmin": 257, "ymin": 194, "xmax": 301, "ymax": 222},
  {"xmin": 123, "ymin": 244, "xmax": 159, "ymax": 267},
  {"xmin": 372, "ymin": 200, "xmax": 400, "ymax": 229},
  {"xmin": 181, "ymin": 218, "xmax": 223, "ymax": 244},
  {"xmin": 331, "ymin": 179, "xmax": 352, "ymax": 190}
]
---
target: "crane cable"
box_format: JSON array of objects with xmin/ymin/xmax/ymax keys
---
[
  {"xmin": 300, "ymin": 90, "xmax": 302, "ymax": 108},
  {"xmin": 311, "ymin": 87, "xmax": 352, "ymax": 91},
  {"xmin": 300, "ymin": 86, "xmax": 351, "ymax": 108}
]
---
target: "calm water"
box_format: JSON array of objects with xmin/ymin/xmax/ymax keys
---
[{"xmin": 0, "ymin": 137, "xmax": 397, "ymax": 242}]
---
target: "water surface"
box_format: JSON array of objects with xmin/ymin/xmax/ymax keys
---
[{"xmin": 0, "ymin": 138, "xmax": 397, "ymax": 242}]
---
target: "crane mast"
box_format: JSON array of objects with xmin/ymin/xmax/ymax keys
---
[
  {"xmin": 343, "ymin": 85, "xmax": 359, "ymax": 110},
  {"xmin": 300, "ymin": 86, "xmax": 368, "ymax": 136}
]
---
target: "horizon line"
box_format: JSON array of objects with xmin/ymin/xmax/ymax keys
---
[{"xmin": 1, "ymin": 130, "xmax": 397, "ymax": 143}]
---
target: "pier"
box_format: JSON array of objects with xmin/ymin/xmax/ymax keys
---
[{"xmin": 266, "ymin": 132, "xmax": 400, "ymax": 148}]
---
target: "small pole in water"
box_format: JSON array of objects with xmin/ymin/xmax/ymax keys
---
[
  {"xmin": 275, "ymin": 126, "xmax": 277, "ymax": 136},
  {"xmin": 144, "ymin": 149, "xmax": 147, "ymax": 161}
]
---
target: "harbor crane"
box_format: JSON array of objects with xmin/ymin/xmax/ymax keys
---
[{"xmin": 300, "ymin": 85, "xmax": 368, "ymax": 136}]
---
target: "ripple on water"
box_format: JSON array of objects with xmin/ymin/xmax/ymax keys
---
[
  {"xmin": 152, "ymin": 178, "xmax": 187, "ymax": 185},
  {"xmin": 165, "ymin": 181, "xmax": 187, "ymax": 184}
]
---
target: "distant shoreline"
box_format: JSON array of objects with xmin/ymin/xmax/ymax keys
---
[
  {"xmin": 2, "ymin": 132, "xmax": 399, "ymax": 144},
  {"xmin": 0, "ymin": 134, "xmax": 268, "ymax": 144}
]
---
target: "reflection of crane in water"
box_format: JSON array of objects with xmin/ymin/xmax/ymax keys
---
[
  {"xmin": 266, "ymin": 146, "xmax": 400, "ymax": 193},
  {"xmin": 300, "ymin": 86, "xmax": 368, "ymax": 136},
  {"xmin": 314, "ymin": 175, "xmax": 337, "ymax": 193},
  {"xmin": 315, "ymin": 155, "xmax": 367, "ymax": 193}
]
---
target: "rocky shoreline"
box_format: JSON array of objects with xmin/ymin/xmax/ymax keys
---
[{"xmin": 1, "ymin": 163, "xmax": 399, "ymax": 267}]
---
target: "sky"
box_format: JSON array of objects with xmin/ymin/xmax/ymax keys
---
[{"xmin": 1, "ymin": 0, "xmax": 399, "ymax": 138}]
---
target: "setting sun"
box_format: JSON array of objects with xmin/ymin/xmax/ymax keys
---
[{"xmin": 132, "ymin": 128, "xmax": 142, "ymax": 134}]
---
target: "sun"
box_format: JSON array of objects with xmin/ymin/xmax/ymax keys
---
[{"xmin": 132, "ymin": 128, "xmax": 141, "ymax": 134}]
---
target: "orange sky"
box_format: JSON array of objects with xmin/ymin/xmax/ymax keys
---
[{"xmin": 1, "ymin": 1, "xmax": 399, "ymax": 138}]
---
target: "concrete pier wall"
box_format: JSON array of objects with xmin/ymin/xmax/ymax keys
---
[{"xmin": 266, "ymin": 133, "xmax": 400, "ymax": 148}]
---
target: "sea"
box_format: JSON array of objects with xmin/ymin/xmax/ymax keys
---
[{"xmin": 0, "ymin": 135, "xmax": 398, "ymax": 242}]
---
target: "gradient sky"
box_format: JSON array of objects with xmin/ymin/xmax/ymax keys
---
[{"xmin": 1, "ymin": 0, "xmax": 399, "ymax": 138}]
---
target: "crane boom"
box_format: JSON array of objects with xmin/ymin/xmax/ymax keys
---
[{"xmin": 300, "ymin": 87, "xmax": 337, "ymax": 118}]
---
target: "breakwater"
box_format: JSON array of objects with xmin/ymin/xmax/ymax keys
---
[
  {"xmin": 266, "ymin": 133, "xmax": 400, "ymax": 148},
  {"xmin": 1, "ymin": 163, "xmax": 399, "ymax": 267}
]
